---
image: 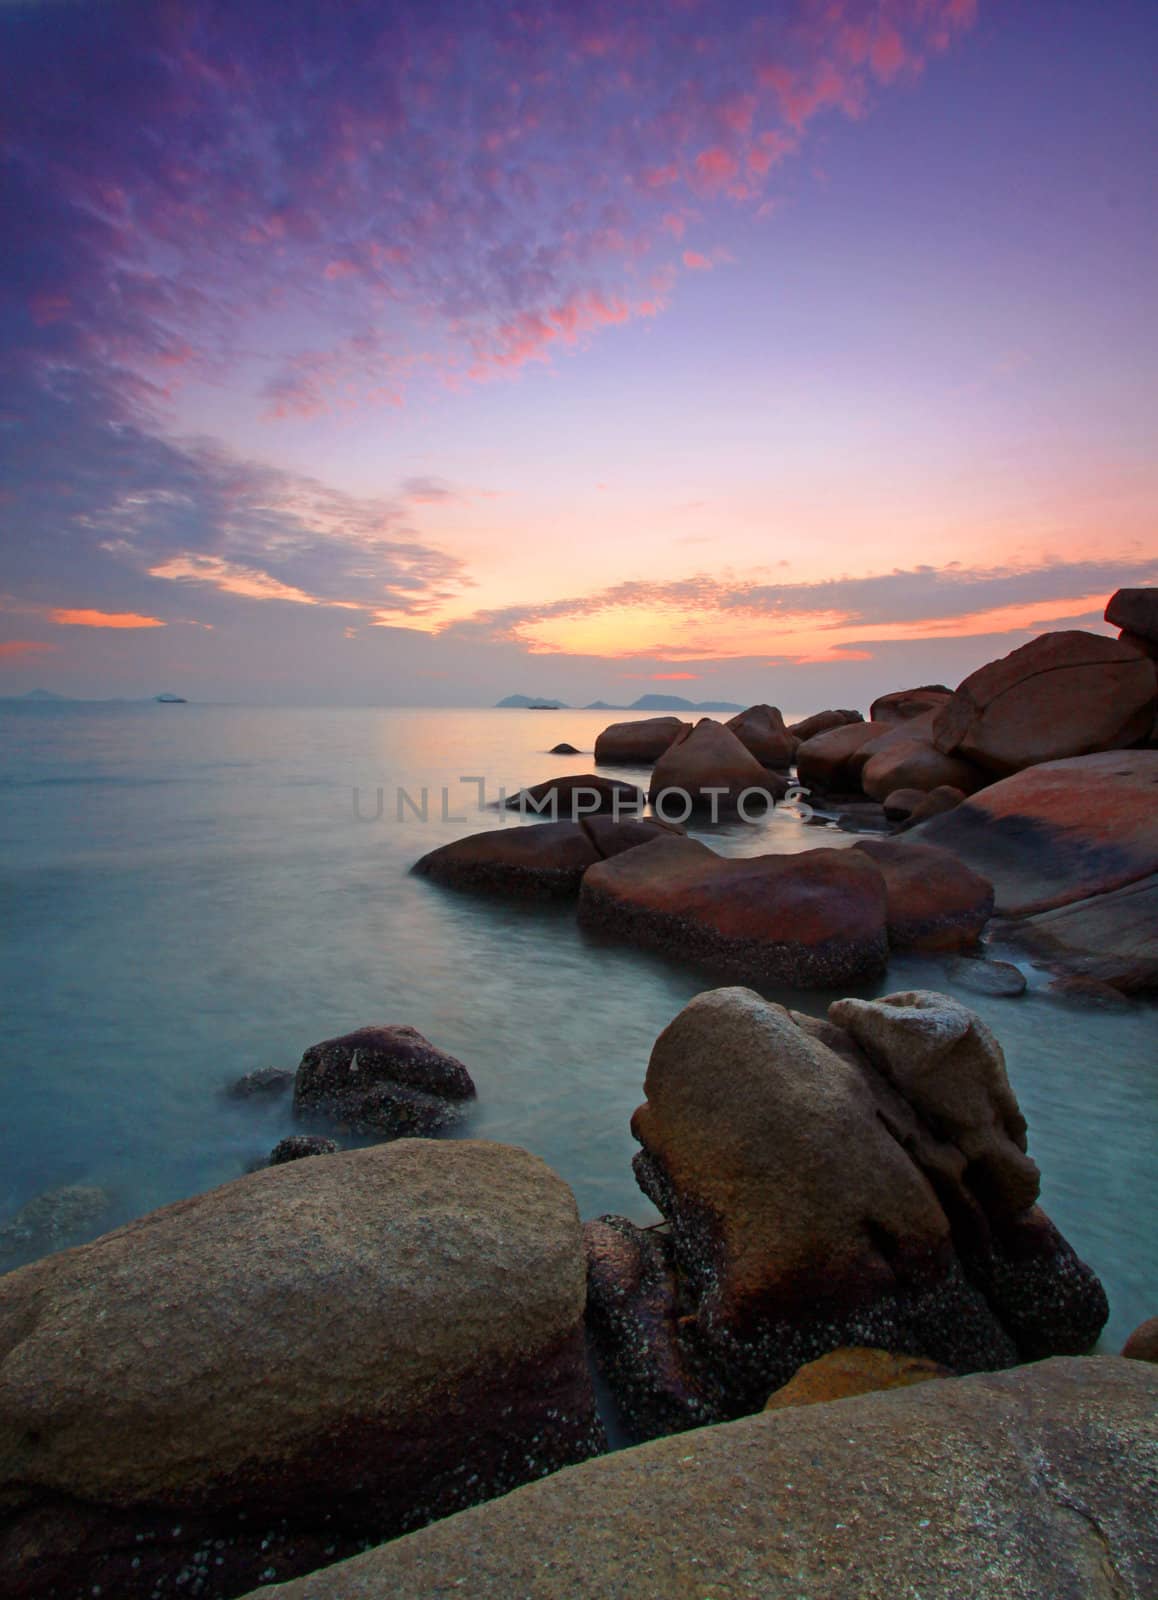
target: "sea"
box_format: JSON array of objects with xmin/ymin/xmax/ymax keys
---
[{"xmin": 1, "ymin": 701, "xmax": 1154, "ymax": 1348}]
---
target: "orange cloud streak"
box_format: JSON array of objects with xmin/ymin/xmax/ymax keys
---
[{"xmin": 49, "ymin": 609, "xmax": 166, "ymax": 628}]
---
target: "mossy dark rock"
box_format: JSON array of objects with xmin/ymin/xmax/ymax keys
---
[{"xmin": 293, "ymin": 1025, "xmax": 475, "ymax": 1137}]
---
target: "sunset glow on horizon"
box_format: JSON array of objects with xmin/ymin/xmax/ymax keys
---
[{"xmin": 2, "ymin": 0, "xmax": 1156, "ymax": 704}]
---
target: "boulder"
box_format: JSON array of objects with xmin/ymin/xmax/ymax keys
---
[
  {"xmin": 913, "ymin": 751, "xmax": 1158, "ymax": 916},
  {"xmin": 548, "ymin": 741, "xmax": 580, "ymax": 754},
  {"xmin": 896, "ymin": 783, "xmax": 968, "ymax": 828},
  {"xmin": 294, "ymin": 1024, "xmax": 475, "ymax": 1137},
  {"xmin": 0, "ymin": 1142, "xmax": 603, "ymax": 1600},
  {"xmin": 225, "ymin": 1066, "xmax": 295, "ymax": 1100},
  {"xmin": 763, "ymin": 1346, "xmax": 949, "ymax": 1410},
  {"xmin": 932, "ymin": 629, "xmax": 1157, "ymax": 775},
  {"xmin": 851, "ymin": 837, "xmax": 994, "ymax": 951},
  {"xmin": 504, "ymin": 773, "xmax": 644, "ymax": 819},
  {"xmin": 795, "ymin": 720, "xmax": 887, "ymax": 793},
  {"xmin": 1001, "ymin": 878, "xmax": 1158, "ymax": 995},
  {"xmin": 882, "ymin": 786, "xmax": 927, "ymax": 821},
  {"xmin": 578, "ymin": 837, "xmax": 889, "ymax": 989},
  {"xmin": 861, "ymin": 726, "xmax": 987, "ymax": 801},
  {"xmin": 240, "ymin": 1359, "xmax": 1158, "ymax": 1600},
  {"xmin": 1106, "ymin": 586, "xmax": 1158, "ymax": 647},
  {"xmin": 944, "ymin": 956, "xmax": 1027, "ymax": 998},
  {"xmin": 593, "ymin": 716, "xmax": 689, "ymax": 765},
  {"xmin": 869, "ymin": 685, "xmax": 953, "ymax": 723},
  {"xmin": 786, "ymin": 708, "xmax": 863, "ymax": 741},
  {"xmin": 412, "ymin": 815, "xmax": 673, "ymax": 897},
  {"xmin": 268, "ymin": 1135, "xmax": 340, "ymax": 1164},
  {"xmin": 725, "ymin": 704, "xmax": 796, "ymax": 768},
  {"xmin": 599, "ymin": 987, "xmax": 1104, "ymax": 1422},
  {"xmin": 1046, "ymin": 974, "xmax": 1135, "ymax": 1010},
  {"xmin": 1123, "ymin": 1316, "xmax": 1158, "ymax": 1362},
  {"xmin": 0, "ymin": 1185, "xmax": 111, "ymax": 1269},
  {"xmin": 647, "ymin": 718, "xmax": 781, "ymax": 813}
]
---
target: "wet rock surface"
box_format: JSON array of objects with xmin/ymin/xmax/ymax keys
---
[
  {"xmin": 578, "ymin": 836, "xmax": 889, "ymax": 989},
  {"xmin": 293, "ymin": 1025, "xmax": 476, "ymax": 1137},
  {"xmin": 943, "ymin": 955, "xmax": 1028, "ymax": 997},
  {"xmin": 0, "ymin": 1141, "xmax": 604, "ymax": 1600},
  {"xmin": 412, "ymin": 815, "xmax": 674, "ymax": 897},
  {"xmin": 241, "ymin": 1358, "xmax": 1158, "ymax": 1600}
]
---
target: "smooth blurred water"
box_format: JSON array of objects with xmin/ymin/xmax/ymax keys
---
[{"xmin": 1, "ymin": 702, "xmax": 1154, "ymax": 1346}]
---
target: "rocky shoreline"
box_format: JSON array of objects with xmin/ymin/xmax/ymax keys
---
[{"xmin": 1, "ymin": 590, "xmax": 1156, "ymax": 1598}]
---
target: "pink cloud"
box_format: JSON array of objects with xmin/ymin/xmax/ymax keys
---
[
  {"xmin": 682, "ymin": 250, "xmax": 712, "ymax": 270},
  {"xmin": 0, "ymin": 640, "xmax": 55, "ymax": 660}
]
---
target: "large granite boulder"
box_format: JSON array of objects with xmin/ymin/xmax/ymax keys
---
[
  {"xmin": 412, "ymin": 815, "xmax": 673, "ymax": 897},
  {"xmin": 932, "ymin": 629, "xmax": 1157, "ymax": 775},
  {"xmin": 869, "ymin": 684, "xmax": 953, "ymax": 723},
  {"xmin": 851, "ymin": 837, "xmax": 994, "ymax": 951},
  {"xmin": 647, "ymin": 718, "xmax": 783, "ymax": 813},
  {"xmin": 0, "ymin": 1142, "xmax": 603, "ymax": 1600},
  {"xmin": 1106, "ymin": 586, "xmax": 1158, "ymax": 648},
  {"xmin": 725, "ymin": 704, "xmax": 796, "ymax": 768},
  {"xmin": 504, "ymin": 773, "xmax": 643, "ymax": 818},
  {"xmin": 578, "ymin": 836, "xmax": 889, "ymax": 989},
  {"xmin": 294, "ymin": 1025, "xmax": 476, "ymax": 1137},
  {"xmin": 589, "ymin": 988, "xmax": 1105, "ymax": 1428},
  {"xmin": 912, "ymin": 750, "xmax": 1158, "ymax": 916},
  {"xmin": 241, "ymin": 1358, "xmax": 1158, "ymax": 1600},
  {"xmin": 786, "ymin": 707, "xmax": 863, "ymax": 741},
  {"xmin": 593, "ymin": 715, "xmax": 688, "ymax": 765},
  {"xmin": 860, "ymin": 713, "xmax": 988, "ymax": 801},
  {"xmin": 794, "ymin": 719, "xmax": 887, "ymax": 793}
]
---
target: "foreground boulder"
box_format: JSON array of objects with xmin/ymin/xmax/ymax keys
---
[
  {"xmin": 589, "ymin": 988, "xmax": 1105, "ymax": 1429},
  {"xmin": 242, "ymin": 1358, "xmax": 1158, "ymax": 1600},
  {"xmin": 0, "ymin": 1142, "xmax": 603, "ymax": 1600},
  {"xmin": 851, "ymin": 837, "xmax": 994, "ymax": 951},
  {"xmin": 412, "ymin": 815, "xmax": 673, "ymax": 897},
  {"xmin": 725, "ymin": 703, "xmax": 796, "ymax": 768},
  {"xmin": 932, "ymin": 629, "xmax": 1157, "ymax": 774},
  {"xmin": 578, "ymin": 836, "xmax": 889, "ymax": 988},
  {"xmin": 593, "ymin": 715, "xmax": 688, "ymax": 765},
  {"xmin": 294, "ymin": 1025, "xmax": 476, "ymax": 1137},
  {"xmin": 648, "ymin": 717, "xmax": 784, "ymax": 812}
]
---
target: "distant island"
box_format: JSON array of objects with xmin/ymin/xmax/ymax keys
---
[{"xmin": 496, "ymin": 693, "xmax": 745, "ymax": 713}]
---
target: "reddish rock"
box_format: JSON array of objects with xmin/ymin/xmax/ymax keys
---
[
  {"xmin": 648, "ymin": 718, "xmax": 782, "ymax": 813},
  {"xmin": 294, "ymin": 1024, "xmax": 476, "ymax": 1136},
  {"xmin": 1006, "ymin": 880, "xmax": 1158, "ymax": 994},
  {"xmin": 764, "ymin": 1346, "xmax": 950, "ymax": 1411},
  {"xmin": 412, "ymin": 816, "xmax": 673, "ymax": 897},
  {"xmin": 504, "ymin": 773, "xmax": 644, "ymax": 818},
  {"xmin": 1122, "ymin": 1315, "xmax": 1158, "ymax": 1362},
  {"xmin": 914, "ymin": 750, "xmax": 1158, "ymax": 916},
  {"xmin": 870, "ymin": 685, "xmax": 953, "ymax": 724},
  {"xmin": 578, "ymin": 837, "xmax": 889, "ymax": 989},
  {"xmin": 932, "ymin": 629, "xmax": 1157, "ymax": 775},
  {"xmin": 882, "ymin": 787, "xmax": 927, "ymax": 821},
  {"xmin": 852, "ymin": 838, "xmax": 994, "ymax": 952},
  {"xmin": 1046, "ymin": 973, "xmax": 1135, "ymax": 1010},
  {"xmin": 795, "ymin": 720, "xmax": 886, "ymax": 793},
  {"xmin": 1105, "ymin": 586, "xmax": 1158, "ymax": 647},
  {"xmin": 787, "ymin": 708, "xmax": 864, "ymax": 741},
  {"xmin": 593, "ymin": 716, "xmax": 689, "ymax": 765},
  {"xmin": 860, "ymin": 710, "xmax": 988, "ymax": 801},
  {"xmin": 725, "ymin": 703, "xmax": 796, "ymax": 768},
  {"xmin": 898, "ymin": 784, "xmax": 968, "ymax": 828}
]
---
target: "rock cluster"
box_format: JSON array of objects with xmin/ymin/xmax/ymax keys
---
[{"xmin": 587, "ymin": 986, "xmax": 1107, "ymax": 1436}]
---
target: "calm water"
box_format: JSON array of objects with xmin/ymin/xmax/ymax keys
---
[{"xmin": 1, "ymin": 703, "xmax": 1154, "ymax": 1347}]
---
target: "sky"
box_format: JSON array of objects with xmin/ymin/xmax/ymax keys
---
[{"xmin": 1, "ymin": 0, "xmax": 1156, "ymax": 707}]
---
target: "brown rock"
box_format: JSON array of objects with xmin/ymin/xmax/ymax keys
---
[
  {"xmin": 787, "ymin": 708, "xmax": 864, "ymax": 741},
  {"xmin": 725, "ymin": 704, "xmax": 796, "ymax": 768},
  {"xmin": 578, "ymin": 836, "xmax": 889, "ymax": 989},
  {"xmin": 1106, "ymin": 586, "xmax": 1158, "ymax": 647},
  {"xmin": 1002, "ymin": 878, "xmax": 1158, "ymax": 995},
  {"xmin": 548, "ymin": 741, "xmax": 581, "ymax": 754},
  {"xmin": 412, "ymin": 815, "xmax": 673, "ymax": 897},
  {"xmin": 504, "ymin": 773, "xmax": 644, "ymax": 818},
  {"xmin": 763, "ymin": 1346, "xmax": 949, "ymax": 1410},
  {"xmin": 913, "ymin": 750, "xmax": 1158, "ymax": 916},
  {"xmin": 869, "ymin": 685, "xmax": 953, "ymax": 723},
  {"xmin": 593, "ymin": 715, "xmax": 689, "ymax": 765},
  {"xmin": 294, "ymin": 1024, "xmax": 475, "ymax": 1137},
  {"xmin": 0, "ymin": 1142, "xmax": 604, "ymax": 1600},
  {"xmin": 882, "ymin": 786, "xmax": 927, "ymax": 821},
  {"xmin": 852, "ymin": 837, "xmax": 994, "ymax": 951},
  {"xmin": 932, "ymin": 629, "xmax": 1157, "ymax": 774},
  {"xmin": 898, "ymin": 783, "xmax": 968, "ymax": 828},
  {"xmin": 648, "ymin": 718, "xmax": 780, "ymax": 813},
  {"xmin": 240, "ymin": 1358, "xmax": 1158, "ymax": 1600},
  {"xmin": 795, "ymin": 719, "xmax": 886, "ymax": 792},
  {"xmin": 861, "ymin": 726, "xmax": 987, "ymax": 801},
  {"xmin": 1122, "ymin": 1315, "xmax": 1158, "ymax": 1362}
]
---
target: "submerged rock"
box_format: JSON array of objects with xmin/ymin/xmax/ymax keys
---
[
  {"xmin": 268, "ymin": 1134, "xmax": 340, "ymax": 1164},
  {"xmin": 591, "ymin": 987, "xmax": 1105, "ymax": 1428},
  {"xmin": 225, "ymin": 1066, "xmax": 295, "ymax": 1099},
  {"xmin": 578, "ymin": 836, "xmax": 889, "ymax": 989},
  {"xmin": 293, "ymin": 1024, "xmax": 475, "ymax": 1137},
  {"xmin": 0, "ymin": 1141, "xmax": 604, "ymax": 1600},
  {"xmin": 593, "ymin": 715, "xmax": 688, "ymax": 765},
  {"xmin": 412, "ymin": 816, "xmax": 673, "ymax": 897},
  {"xmin": 944, "ymin": 955, "xmax": 1028, "ymax": 998},
  {"xmin": 0, "ymin": 1184, "xmax": 111, "ymax": 1267},
  {"xmin": 503, "ymin": 773, "xmax": 644, "ymax": 818},
  {"xmin": 763, "ymin": 1346, "xmax": 949, "ymax": 1410},
  {"xmin": 239, "ymin": 1358, "xmax": 1158, "ymax": 1600}
]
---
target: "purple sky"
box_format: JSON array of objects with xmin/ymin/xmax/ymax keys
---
[{"xmin": 1, "ymin": 0, "xmax": 1156, "ymax": 705}]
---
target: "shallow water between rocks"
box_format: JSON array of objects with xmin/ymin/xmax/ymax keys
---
[{"xmin": 1, "ymin": 703, "xmax": 1154, "ymax": 1351}]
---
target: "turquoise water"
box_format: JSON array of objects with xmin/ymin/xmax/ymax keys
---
[{"xmin": 1, "ymin": 702, "xmax": 1154, "ymax": 1347}]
